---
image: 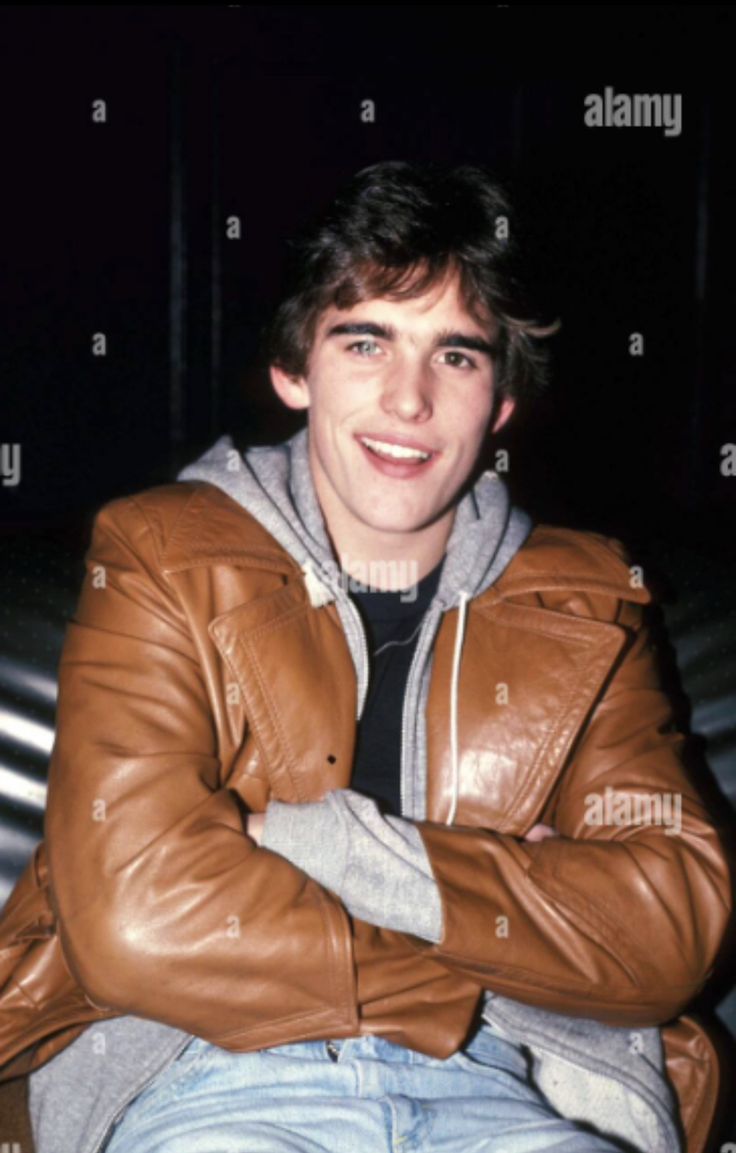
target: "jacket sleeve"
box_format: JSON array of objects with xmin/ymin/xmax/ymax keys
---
[
  {"xmin": 406, "ymin": 602, "xmax": 733, "ymax": 1027},
  {"xmin": 44, "ymin": 494, "xmax": 359, "ymax": 1046}
]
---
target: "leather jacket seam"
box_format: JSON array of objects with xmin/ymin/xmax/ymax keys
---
[
  {"xmin": 129, "ymin": 485, "xmax": 206, "ymax": 562},
  {"xmin": 527, "ymin": 865, "xmax": 678, "ymax": 987},
  {"xmin": 209, "ymin": 1004, "xmax": 350, "ymax": 1045}
]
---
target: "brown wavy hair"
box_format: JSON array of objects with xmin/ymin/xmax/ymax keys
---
[{"xmin": 261, "ymin": 159, "xmax": 561, "ymax": 421}]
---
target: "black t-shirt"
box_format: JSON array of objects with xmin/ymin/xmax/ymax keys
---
[{"xmin": 346, "ymin": 556, "xmax": 444, "ymax": 817}]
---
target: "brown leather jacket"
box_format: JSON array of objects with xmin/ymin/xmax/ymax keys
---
[{"xmin": 0, "ymin": 479, "xmax": 731, "ymax": 1153}]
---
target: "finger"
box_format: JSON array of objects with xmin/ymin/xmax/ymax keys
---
[{"xmin": 523, "ymin": 822, "xmax": 559, "ymax": 842}]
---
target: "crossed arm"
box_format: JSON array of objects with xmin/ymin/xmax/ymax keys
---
[
  {"xmin": 240, "ymin": 600, "xmax": 732, "ymax": 1026},
  {"xmin": 245, "ymin": 799, "xmax": 557, "ymax": 945}
]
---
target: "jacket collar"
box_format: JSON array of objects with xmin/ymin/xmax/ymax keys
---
[{"xmin": 161, "ymin": 482, "xmax": 301, "ymax": 577}]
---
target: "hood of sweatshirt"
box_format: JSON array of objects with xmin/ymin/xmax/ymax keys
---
[{"xmin": 176, "ymin": 424, "xmax": 534, "ymax": 612}]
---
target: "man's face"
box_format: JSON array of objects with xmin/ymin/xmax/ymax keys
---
[{"xmin": 270, "ymin": 267, "xmax": 515, "ymax": 562}]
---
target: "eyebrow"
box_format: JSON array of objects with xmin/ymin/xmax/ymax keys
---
[{"xmin": 324, "ymin": 321, "xmax": 499, "ymax": 358}]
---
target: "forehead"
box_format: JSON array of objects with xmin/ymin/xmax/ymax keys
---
[{"xmin": 313, "ymin": 270, "xmax": 499, "ymax": 343}]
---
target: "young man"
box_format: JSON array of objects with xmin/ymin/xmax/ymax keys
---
[{"xmin": 0, "ymin": 161, "xmax": 731, "ymax": 1153}]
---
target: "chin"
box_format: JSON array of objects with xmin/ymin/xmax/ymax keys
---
[
  {"xmin": 360, "ymin": 512, "xmax": 438, "ymax": 535},
  {"xmin": 358, "ymin": 516, "xmax": 420, "ymax": 533}
]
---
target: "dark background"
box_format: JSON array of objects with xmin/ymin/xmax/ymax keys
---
[
  {"xmin": 2, "ymin": 5, "xmax": 735, "ymax": 550},
  {"xmin": 1, "ymin": 5, "xmax": 736, "ymax": 1142}
]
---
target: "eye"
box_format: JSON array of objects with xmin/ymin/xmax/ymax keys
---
[
  {"xmin": 441, "ymin": 350, "xmax": 477, "ymax": 370},
  {"xmin": 346, "ymin": 339, "xmax": 382, "ymax": 357}
]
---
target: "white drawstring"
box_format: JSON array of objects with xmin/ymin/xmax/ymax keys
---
[
  {"xmin": 446, "ymin": 590, "xmax": 471, "ymax": 826},
  {"xmin": 301, "ymin": 559, "xmax": 334, "ymax": 608}
]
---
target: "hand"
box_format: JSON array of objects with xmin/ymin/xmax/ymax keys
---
[
  {"xmin": 523, "ymin": 822, "xmax": 559, "ymax": 843},
  {"xmin": 247, "ymin": 812, "xmax": 266, "ymax": 846}
]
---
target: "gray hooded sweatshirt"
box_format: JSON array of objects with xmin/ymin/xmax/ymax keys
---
[{"xmin": 28, "ymin": 427, "xmax": 683, "ymax": 1153}]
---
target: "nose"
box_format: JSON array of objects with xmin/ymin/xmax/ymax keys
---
[{"xmin": 379, "ymin": 359, "xmax": 433, "ymax": 422}]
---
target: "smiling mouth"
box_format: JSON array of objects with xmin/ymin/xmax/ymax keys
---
[{"xmin": 358, "ymin": 435, "xmax": 435, "ymax": 462}]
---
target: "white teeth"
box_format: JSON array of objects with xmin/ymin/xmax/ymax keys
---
[{"xmin": 360, "ymin": 436, "xmax": 431, "ymax": 461}]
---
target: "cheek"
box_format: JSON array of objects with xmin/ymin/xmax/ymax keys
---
[
  {"xmin": 311, "ymin": 383, "xmax": 355, "ymax": 428},
  {"xmin": 468, "ymin": 393, "xmax": 496, "ymax": 436},
  {"xmin": 451, "ymin": 405, "xmax": 493, "ymax": 451}
]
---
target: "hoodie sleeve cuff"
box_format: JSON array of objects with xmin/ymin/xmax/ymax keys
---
[
  {"xmin": 261, "ymin": 790, "xmax": 443, "ymax": 944},
  {"xmin": 335, "ymin": 790, "xmax": 444, "ymax": 943},
  {"xmin": 260, "ymin": 796, "xmax": 350, "ymax": 893}
]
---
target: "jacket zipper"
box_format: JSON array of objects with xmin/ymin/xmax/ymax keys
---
[
  {"xmin": 87, "ymin": 1033, "xmax": 193, "ymax": 1153},
  {"xmin": 399, "ymin": 603, "xmax": 442, "ymax": 818},
  {"xmin": 341, "ymin": 592, "xmax": 370, "ymax": 721}
]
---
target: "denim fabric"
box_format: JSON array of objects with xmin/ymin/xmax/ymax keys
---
[{"xmin": 103, "ymin": 1019, "xmax": 634, "ymax": 1153}]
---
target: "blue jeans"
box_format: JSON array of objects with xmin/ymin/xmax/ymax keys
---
[{"xmin": 104, "ymin": 1019, "xmax": 632, "ymax": 1153}]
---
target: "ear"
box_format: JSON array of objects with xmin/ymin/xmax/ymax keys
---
[
  {"xmin": 490, "ymin": 395, "xmax": 516, "ymax": 435},
  {"xmin": 269, "ymin": 364, "xmax": 311, "ymax": 410}
]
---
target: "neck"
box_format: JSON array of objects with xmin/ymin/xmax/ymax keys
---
[{"xmin": 319, "ymin": 501, "xmax": 455, "ymax": 591}]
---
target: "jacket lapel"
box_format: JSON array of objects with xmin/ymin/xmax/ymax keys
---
[
  {"xmin": 162, "ymin": 482, "xmax": 357, "ymax": 802},
  {"xmin": 208, "ymin": 588, "xmax": 357, "ymax": 802}
]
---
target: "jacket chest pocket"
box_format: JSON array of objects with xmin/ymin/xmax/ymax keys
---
[{"xmin": 425, "ymin": 601, "xmax": 628, "ymax": 833}]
